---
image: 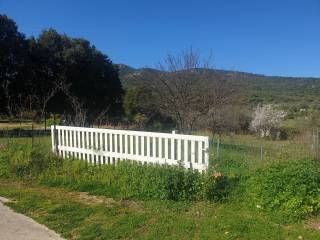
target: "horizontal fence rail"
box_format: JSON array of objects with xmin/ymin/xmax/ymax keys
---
[{"xmin": 51, "ymin": 126, "xmax": 209, "ymax": 171}]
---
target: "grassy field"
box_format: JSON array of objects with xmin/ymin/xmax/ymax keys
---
[
  {"xmin": 1, "ymin": 180, "xmax": 320, "ymax": 240},
  {"xmin": 0, "ymin": 135, "xmax": 319, "ymax": 239},
  {"xmin": 0, "ymin": 122, "xmax": 47, "ymax": 130},
  {"xmin": 210, "ymin": 133, "xmax": 314, "ymax": 175}
]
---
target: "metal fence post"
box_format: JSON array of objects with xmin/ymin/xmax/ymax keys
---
[
  {"xmin": 6, "ymin": 127, "xmax": 9, "ymax": 147},
  {"xmin": 44, "ymin": 112, "xmax": 47, "ymax": 131},
  {"xmin": 216, "ymin": 137, "xmax": 220, "ymax": 158},
  {"xmin": 31, "ymin": 123, "xmax": 34, "ymax": 148},
  {"xmin": 316, "ymin": 128, "xmax": 320, "ymax": 161}
]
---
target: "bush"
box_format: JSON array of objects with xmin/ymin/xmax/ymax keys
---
[
  {"xmin": 40, "ymin": 161, "xmax": 236, "ymax": 201},
  {"xmin": 0, "ymin": 144, "xmax": 234, "ymax": 202},
  {"xmin": 247, "ymin": 159, "xmax": 320, "ymax": 220},
  {"xmin": 1, "ymin": 143, "xmax": 61, "ymax": 179},
  {"xmin": 46, "ymin": 117, "xmax": 61, "ymax": 126}
]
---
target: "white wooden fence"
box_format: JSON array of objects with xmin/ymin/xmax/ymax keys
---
[{"xmin": 51, "ymin": 126, "xmax": 209, "ymax": 171}]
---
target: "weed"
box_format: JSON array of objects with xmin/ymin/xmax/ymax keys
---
[{"xmin": 247, "ymin": 159, "xmax": 320, "ymax": 220}]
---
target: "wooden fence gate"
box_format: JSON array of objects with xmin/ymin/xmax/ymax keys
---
[{"xmin": 51, "ymin": 126, "xmax": 209, "ymax": 171}]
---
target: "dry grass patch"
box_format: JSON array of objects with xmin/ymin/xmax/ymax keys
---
[{"xmin": 305, "ymin": 218, "xmax": 320, "ymax": 231}]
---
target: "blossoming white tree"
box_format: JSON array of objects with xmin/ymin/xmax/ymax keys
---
[{"xmin": 250, "ymin": 104, "xmax": 286, "ymax": 138}]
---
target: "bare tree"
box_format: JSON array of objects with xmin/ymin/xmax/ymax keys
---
[
  {"xmin": 36, "ymin": 80, "xmax": 61, "ymax": 120},
  {"xmin": 93, "ymin": 106, "xmax": 110, "ymax": 127},
  {"xmin": 1, "ymin": 72, "xmax": 62, "ymax": 122},
  {"xmin": 59, "ymin": 81, "xmax": 87, "ymax": 127},
  {"xmin": 1, "ymin": 79, "xmax": 14, "ymax": 117},
  {"xmin": 11, "ymin": 92, "xmax": 38, "ymax": 126},
  {"xmin": 205, "ymin": 72, "xmax": 245, "ymax": 138},
  {"xmin": 139, "ymin": 47, "xmax": 217, "ymax": 133}
]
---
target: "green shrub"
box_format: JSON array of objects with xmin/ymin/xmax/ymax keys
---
[
  {"xmin": 46, "ymin": 117, "xmax": 61, "ymax": 126},
  {"xmin": 247, "ymin": 159, "xmax": 320, "ymax": 220},
  {"xmin": 0, "ymin": 144, "xmax": 234, "ymax": 202},
  {"xmin": 205, "ymin": 174, "xmax": 239, "ymax": 202},
  {"xmin": 40, "ymin": 161, "xmax": 234, "ymax": 201},
  {"xmin": 1, "ymin": 143, "xmax": 61, "ymax": 179}
]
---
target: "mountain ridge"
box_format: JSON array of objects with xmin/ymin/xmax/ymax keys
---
[
  {"xmin": 116, "ymin": 64, "xmax": 320, "ymax": 80},
  {"xmin": 116, "ymin": 64, "xmax": 320, "ymax": 106}
]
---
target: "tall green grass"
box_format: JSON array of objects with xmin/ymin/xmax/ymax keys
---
[
  {"xmin": 0, "ymin": 143, "xmax": 236, "ymax": 202},
  {"xmin": 247, "ymin": 159, "xmax": 320, "ymax": 220},
  {"xmin": 1, "ymin": 136, "xmax": 320, "ymax": 221},
  {"xmin": 209, "ymin": 134, "xmax": 314, "ymax": 176}
]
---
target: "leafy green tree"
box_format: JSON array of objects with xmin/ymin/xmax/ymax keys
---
[
  {"xmin": 0, "ymin": 15, "xmax": 123, "ymax": 124},
  {"xmin": 0, "ymin": 14, "xmax": 28, "ymax": 115},
  {"xmin": 123, "ymin": 86, "xmax": 152, "ymax": 121},
  {"xmin": 34, "ymin": 29, "xmax": 123, "ymax": 124},
  {"xmin": 123, "ymin": 86, "xmax": 172, "ymax": 130}
]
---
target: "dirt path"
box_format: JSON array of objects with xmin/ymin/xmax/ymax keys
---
[{"xmin": 0, "ymin": 197, "xmax": 64, "ymax": 240}]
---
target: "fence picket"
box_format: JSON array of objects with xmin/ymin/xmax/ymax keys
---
[
  {"xmin": 76, "ymin": 131, "xmax": 80, "ymax": 148},
  {"xmin": 147, "ymin": 136, "xmax": 150, "ymax": 157},
  {"xmin": 124, "ymin": 134, "xmax": 128, "ymax": 154},
  {"xmin": 90, "ymin": 132, "xmax": 93, "ymax": 149},
  {"xmin": 153, "ymin": 137, "xmax": 156, "ymax": 158},
  {"xmin": 165, "ymin": 138, "xmax": 169, "ymax": 160},
  {"xmin": 119, "ymin": 134, "xmax": 123, "ymax": 153},
  {"xmin": 191, "ymin": 140, "xmax": 195, "ymax": 165},
  {"xmin": 159, "ymin": 137, "xmax": 162, "ymax": 158},
  {"xmin": 113, "ymin": 134, "xmax": 117, "ymax": 163},
  {"xmin": 130, "ymin": 135, "xmax": 134, "ymax": 155},
  {"xmin": 109, "ymin": 133, "xmax": 112, "ymax": 152},
  {"xmin": 171, "ymin": 138, "xmax": 175, "ymax": 160},
  {"xmin": 51, "ymin": 127, "xmax": 54, "ymax": 152},
  {"xmin": 184, "ymin": 140, "xmax": 188, "ymax": 163},
  {"xmin": 141, "ymin": 136, "xmax": 145, "ymax": 156},
  {"xmin": 177, "ymin": 139, "xmax": 181, "ymax": 161}
]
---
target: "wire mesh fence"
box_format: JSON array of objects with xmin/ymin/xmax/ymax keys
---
[
  {"xmin": 0, "ymin": 119, "xmax": 52, "ymax": 149},
  {"xmin": 209, "ymin": 129, "xmax": 318, "ymax": 173}
]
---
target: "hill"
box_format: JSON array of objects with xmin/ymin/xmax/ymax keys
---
[{"xmin": 117, "ymin": 64, "xmax": 320, "ymax": 108}]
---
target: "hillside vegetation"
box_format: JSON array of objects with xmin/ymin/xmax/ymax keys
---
[{"xmin": 118, "ymin": 64, "xmax": 320, "ymax": 107}]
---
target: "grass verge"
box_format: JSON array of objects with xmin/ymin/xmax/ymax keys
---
[
  {"xmin": 1, "ymin": 138, "xmax": 320, "ymax": 239},
  {"xmin": 1, "ymin": 180, "xmax": 320, "ymax": 240}
]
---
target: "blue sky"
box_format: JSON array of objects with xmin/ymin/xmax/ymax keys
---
[{"xmin": 1, "ymin": 0, "xmax": 320, "ymax": 77}]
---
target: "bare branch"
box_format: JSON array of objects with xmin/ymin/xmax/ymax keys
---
[{"xmin": 59, "ymin": 81, "xmax": 87, "ymax": 127}]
